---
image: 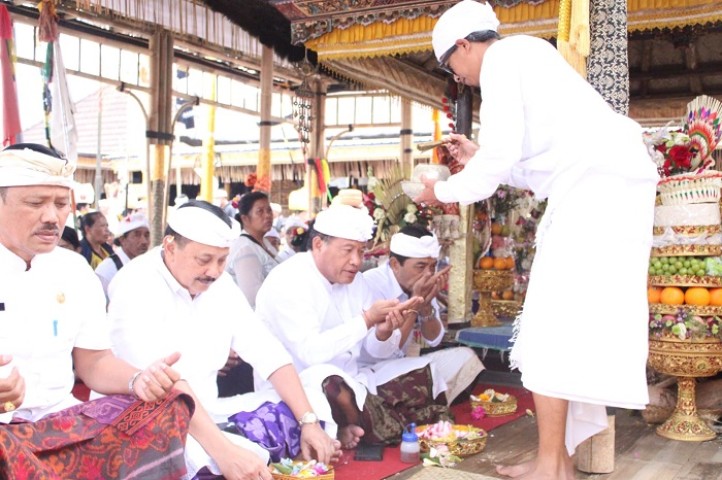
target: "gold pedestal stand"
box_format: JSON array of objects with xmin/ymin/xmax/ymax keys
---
[
  {"xmin": 472, "ymin": 270, "xmax": 514, "ymax": 327},
  {"xmin": 648, "ymin": 334, "xmax": 722, "ymax": 441}
]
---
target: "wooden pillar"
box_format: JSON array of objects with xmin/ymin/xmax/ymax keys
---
[
  {"xmin": 400, "ymin": 98, "xmax": 413, "ymax": 177},
  {"xmin": 258, "ymin": 45, "xmax": 273, "ymax": 194},
  {"xmin": 199, "ymin": 77, "xmax": 216, "ymax": 202},
  {"xmin": 307, "ymin": 77, "xmax": 326, "ymax": 215},
  {"xmin": 447, "ymin": 85, "xmax": 474, "ymax": 324},
  {"xmin": 147, "ymin": 29, "xmax": 173, "ymax": 247}
]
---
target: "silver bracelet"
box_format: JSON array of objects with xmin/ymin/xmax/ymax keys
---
[{"xmin": 128, "ymin": 371, "xmax": 143, "ymax": 399}]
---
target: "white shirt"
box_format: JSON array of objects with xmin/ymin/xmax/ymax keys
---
[
  {"xmin": 0, "ymin": 244, "xmax": 110, "ymax": 422},
  {"xmin": 275, "ymin": 248, "xmax": 296, "ymax": 263},
  {"xmin": 226, "ymin": 232, "xmax": 279, "ymax": 308},
  {"xmin": 363, "ymin": 261, "xmax": 444, "ymax": 359},
  {"xmin": 107, "ymin": 247, "xmax": 292, "ymax": 415},
  {"xmin": 95, "ymin": 247, "xmax": 129, "ymax": 297},
  {"xmin": 255, "ymin": 252, "xmax": 398, "ymax": 378},
  {"xmin": 435, "ymin": 35, "xmax": 656, "ymax": 206}
]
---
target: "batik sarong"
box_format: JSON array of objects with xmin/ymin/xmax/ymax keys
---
[{"xmin": 0, "ymin": 391, "xmax": 193, "ymax": 480}]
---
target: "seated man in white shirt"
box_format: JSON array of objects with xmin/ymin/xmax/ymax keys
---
[
  {"xmin": 363, "ymin": 225, "xmax": 484, "ymax": 404},
  {"xmin": 0, "ymin": 143, "xmax": 191, "ymax": 479},
  {"xmin": 255, "ymin": 204, "xmax": 451, "ymax": 448},
  {"xmin": 107, "ymin": 200, "xmax": 340, "ymax": 480},
  {"xmin": 95, "ymin": 212, "xmax": 150, "ymax": 297}
]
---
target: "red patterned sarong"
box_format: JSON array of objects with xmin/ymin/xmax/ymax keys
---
[{"xmin": 0, "ymin": 391, "xmax": 194, "ymax": 480}]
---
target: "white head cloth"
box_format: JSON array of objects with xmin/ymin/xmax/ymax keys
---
[
  {"xmin": 390, "ymin": 232, "xmax": 441, "ymax": 259},
  {"xmin": 264, "ymin": 228, "xmax": 280, "ymax": 240},
  {"xmin": 0, "ymin": 145, "xmax": 75, "ymax": 188},
  {"xmin": 432, "ymin": 0, "xmax": 500, "ymax": 61},
  {"xmin": 314, "ymin": 204, "xmax": 374, "ymax": 242},
  {"xmin": 167, "ymin": 203, "xmax": 240, "ymax": 248},
  {"xmin": 117, "ymin": 213, "xmax": 150, "ymax": 236}
]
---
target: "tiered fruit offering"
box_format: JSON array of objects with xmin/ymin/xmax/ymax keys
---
[
  {"xmin": 648, "ymin": 286, "xmax": 722, "ymax": 306},
  {"xmin": 647, "ymin": 256, "xmax": 722, "ymax": 276}
]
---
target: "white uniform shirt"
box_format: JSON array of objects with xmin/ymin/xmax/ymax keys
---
[
  {"xmin": 226, "ymin": 232, "xmax": 279, "ymax": 308},
  {"xmin": 0, "ymin": 244, "xmax": 110, "ymax": 422},
  {"xmin": 363, "ymin": 261, "xmax": 444, "ymax": 359},
  {"xmin": 434, "ymin": 35, "xmax": 656, "ymax": 206},
  {"xmin": 95, "ymin": 247, "xmax": 129, "ymax": 297},
  {"xmin": 107, "ymin": 247, "xmax": 292, "ymax": 415},
  {"xmin": 255, "ymin": 252, "xmax": 398, "ymax": 378}
]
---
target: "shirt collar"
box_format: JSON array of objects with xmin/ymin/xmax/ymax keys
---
[
  {"xmin": 0, "ymin": 242, "xmax": 40, "ymax": 272},
  {"xmin": 150, "ymin": 246, "xmax": 195, "ymax": 302},
  {"xmin": 302, "ymin": 251, "xmax": 333, "ymax": 295}
]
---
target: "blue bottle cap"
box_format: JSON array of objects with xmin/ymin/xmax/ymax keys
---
[{"xmin": 402, "ymin": 423, "xmax": 418, "ymax": 442}]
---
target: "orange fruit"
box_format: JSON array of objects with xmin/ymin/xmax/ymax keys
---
[
  {"xmin": 493, "ymin": 257, "xmax": 507, "ymax": 270},
  {"xmin": 479, "ymin": 257, "xmax": 494, "ymax": 269},
  {"xmin": 491, "ymin": 291, "xmax": 500, "ymax": 300},
  {"xmin": 660, "ymin": 287, "xmax": 685, "ymax": 305},
  {"xmin": 505, "ymin": 257, "xmax": 516, "ymax": 270},
  {"xmin": 647, "ymin": 287, "xmax": 662, "ymax": 304},
  {"xmin": 685, "ymin": 287, "xmax": 710, "ymax": 306},
  {"xmin": 491, "ymin": 223, "xmax": 503, "ymax": 235},
  {"xmin": 502, "ymin": 290, "xmax": 514, "ymax": 300},
  {"xmin": 709, "ymin": 288, "xmax": 722, "ymax": 306}
]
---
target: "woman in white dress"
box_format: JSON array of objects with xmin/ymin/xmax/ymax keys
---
[{"xmin": 226, "ymin": 192, "xmax": 279, "ymax": 308}]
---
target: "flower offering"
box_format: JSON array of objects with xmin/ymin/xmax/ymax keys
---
[{"xmin": 270, "ymin": 459, "xmax": 332, "ymax": 478}]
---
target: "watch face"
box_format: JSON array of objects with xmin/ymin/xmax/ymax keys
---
[{"xmin": 300, "ymin": 412, "xmax": 319, "ymax": 424}]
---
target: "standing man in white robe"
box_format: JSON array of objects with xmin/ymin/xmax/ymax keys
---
[
  {"xmin": 108, "ymin": 200, "xmax": 340, "ymax": 480},
  {"xmin": 419, "ymin": 2, "xmax": 658, "ymax": 479},
  {"xmin": 255, "ymin": 204, "xmax": 450, "ymax": 448},
  {"xmin": 362, "ymin": 225, "xmax": 484, "ymax": 404}
]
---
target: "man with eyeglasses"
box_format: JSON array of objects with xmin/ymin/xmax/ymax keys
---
[{"xmin": 418, "ymin": 1, "xmax": 659, "ymax": 479}]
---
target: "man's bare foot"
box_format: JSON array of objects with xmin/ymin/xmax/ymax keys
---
[
  {"xmin": 338, "ymin": 425, "xmax": 364, "ymax": 449},
  {"xmin": 496, "ymin": 460, "xmax": 534, "ymax": 478}
]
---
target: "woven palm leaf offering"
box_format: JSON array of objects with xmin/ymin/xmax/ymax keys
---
[
  {"xmin": 416, "ymin": 420, "xmax": 487, "ymax": 457},
  {"xmin": 270, "ymin": 459, "xmax": 333, "ymax": 479},
  {"xmin": 647, "ymin": 95, "xmax": 722, "ymax": 257},
  {"xmin": 470, "ymin": 388, "xmax": 518, "ymax": 417}
]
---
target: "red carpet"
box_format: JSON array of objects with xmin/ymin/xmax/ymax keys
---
[
  {"xmin": 73, "ymin": 380, "xmax": 531, "ymax": 480},
  {"xmin": 333, "ymin": 384, "xmax": 534, "ymax": 480}
]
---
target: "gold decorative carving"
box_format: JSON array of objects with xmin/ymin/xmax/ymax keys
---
[
  {"xmin": 648, "ymin": 334, "xmax": 722, "ymax": 441},
  {"xmin": 471, "ymin": 270, "xmax": 515, "ymax": 327}
]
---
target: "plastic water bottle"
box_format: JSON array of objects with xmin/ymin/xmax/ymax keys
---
[{"xmin": 400, "ymin": 423, "xmax": 420, "ymax": 463}]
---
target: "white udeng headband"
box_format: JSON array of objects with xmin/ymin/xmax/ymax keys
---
[
  {"xmin": 314, "ymin": 204, "xmax": 374, "ymax": 242},
  {"xmin": 390, "ymin": 232, "xmax": 441, "ymax": 259},
  {"xmin": 167, "ymin": 206, "xmax": 240, "ymax": 248},
  {"xmin": 0, "ymin": 148, "xmax": 75, "ymax": 188}
]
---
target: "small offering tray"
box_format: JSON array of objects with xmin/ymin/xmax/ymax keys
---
[
  {"xmin": 470, "ymin": 389, "xmax": 518, "ymax": 417},
  {"xmin": 416, "ymin": 422, "xmax": 487, "ymax": 457},
  {"xmin": 270, "ymin": 459, "xmax": 334, "ymax": 479}
]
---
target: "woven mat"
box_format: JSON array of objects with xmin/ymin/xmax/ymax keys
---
[{"xmin": 403, "ymin": 468, "xmax": 501, "ymax": 480}]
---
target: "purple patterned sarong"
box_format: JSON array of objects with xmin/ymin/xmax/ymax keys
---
[
  {"xmin": 228, "ymin": 401, "xmax": 301, "ymax": 463},
  {"xmin": 191, "ymin": 401, "xmax": 321, "ymax": 480}
]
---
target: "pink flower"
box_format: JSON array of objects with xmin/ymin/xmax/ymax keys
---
[{"xmin": 471, "ymin": 406, "xmax": 486, "ymax": 420}]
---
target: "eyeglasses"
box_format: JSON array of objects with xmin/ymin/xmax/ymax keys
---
[{"xmin": 438, "ymin": 44, "xmax": 458, "ymax": 76}]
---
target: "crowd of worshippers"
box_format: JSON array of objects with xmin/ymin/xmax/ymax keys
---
[{"xmin": 0, "ymin": 143, "xmax": 483, "ymax": 480}]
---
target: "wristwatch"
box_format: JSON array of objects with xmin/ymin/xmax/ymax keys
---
[
  {"xmin": 298, "ymin": 411, "xmax": 319, "ymax": 426},
  {"xmin": 417, "ymin": 306, "xmax": 437, "ymax": 323}
]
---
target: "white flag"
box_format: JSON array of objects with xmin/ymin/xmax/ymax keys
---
[{"xmin": 48, "ymin": 41, "xmax": 77, "ymax": 164}]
